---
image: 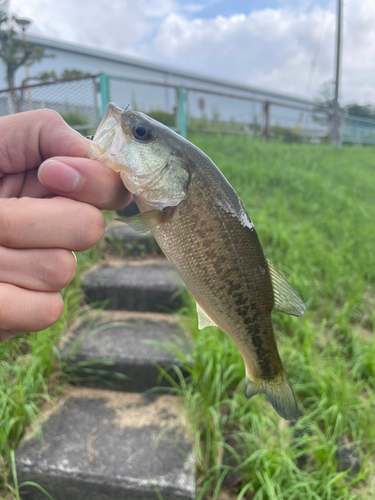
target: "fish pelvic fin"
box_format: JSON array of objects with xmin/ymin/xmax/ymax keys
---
[
  {"xmin": 115, "ymin": 206, "xmax": 178, "ymax": 235},
  {"xmin": 245, "ymin": 372, "xmax": 299, "ymax": 421},
  {"xmin": 115, "ymin": 210, "xmax": 166, "ymax": 235},
  {"xmin": 196, "ymin": 302, "xmax": 217, "ymax": 329},
  {"xmin": 265, "ymin": 256, "xmax": 306, "ymax": 317}
]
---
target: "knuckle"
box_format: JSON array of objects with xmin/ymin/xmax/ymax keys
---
[
  {"xmin": 0, "ymin": 198, "xmax": 17, "ymax": 247},
  {"xmin": 35, "ymin": 108, "xmax": 63, "ymax": 125},
  {"xmin": 43, "ymin": 293, "xmax": 64, "ymax": 327},
  {"xmin": 77, "ymin": 205, "xmax": 105, "ymax": 249},
  {"xmin": 0, "ymin": 284, "xmax": 11, "ymax": 326},
  {"xmin": 42, "ymin": 249, "xmax": 77, "ymax": 290}
]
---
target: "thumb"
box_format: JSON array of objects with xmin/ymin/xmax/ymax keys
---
[{"xmin": 38, "ymin": 156, "xmax": 131, "ymax": 210}]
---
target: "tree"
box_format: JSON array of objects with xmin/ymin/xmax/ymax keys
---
[
  {"xmin": 60, "ymin": 69, "xmax": 92, "ymax": 80},
  {"xmin": 313, "ymin": 81, "xmax": 335, "ymax": 123},
  {"xmin": 0, "ymin": 1, "xmax": 54, "ymax": 111},
  {"xmin": 314, "ymin": 81, "xmax": 375, "ymax": 122},
  {"xmin": 25, "ymin": 69, "xmax": 92, "ymax": 85},
  {"xmin": 345, "ymin": 104, "xmax": 375, "ymax": 120}
]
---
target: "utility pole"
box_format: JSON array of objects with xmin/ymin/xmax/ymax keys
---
[{"xmin": 330, "ymin": 0, "xmax": 342, "ymax": 146}]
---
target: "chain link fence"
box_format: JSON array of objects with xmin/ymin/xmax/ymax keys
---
[
  {"xmin": 0, "ymin": 73, "xmax": 374, "ymax": 145},
  {"xmin": 185, "ymin": 86, "xmax": 329, "ymax": 141},
  {"xmin": 106, "ymin": 76, "xmax": 330, "ymax": 141},
  {"xmin": 109, "ymin": 77, "xmax": 177, "ymax": 123},
  {"xmin": 341, "ymin": 114, "xmax": 375, "ymax": 145},
  {"xmin": 0, "ymin": 75, "xmax": 100, "ymax": 133}
]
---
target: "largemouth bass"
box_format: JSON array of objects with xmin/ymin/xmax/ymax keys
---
[{"xmin": 88, "ymin": 103, "xmax": 306, "ymax": 420}]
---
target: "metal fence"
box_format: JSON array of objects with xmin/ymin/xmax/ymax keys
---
[
  {"xmin": 0, "ymin": 73, "xmax": 374, "ymax": 145},
  {"xmin": 0, "ymin": 75, "xmax": 100, "ymax": 132},
  {"xmin": 185, "ymin": 86, "xmax": 329, "ymax": 140},
  {"xmin": 104, "ymin": 74, "xmax": 330, "ymax": 141},
  {"xmin": 341, "ymin": 114, "xmax": 375, "ymax": 145}
]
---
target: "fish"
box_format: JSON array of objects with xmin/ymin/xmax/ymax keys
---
[{"xmin": 88, "ymin": 103, "xmax": 306, "ymax": 421}]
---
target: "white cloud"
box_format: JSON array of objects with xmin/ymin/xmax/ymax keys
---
[
  {"xmin": 140, "ymin": 6, "xmax": 336, "ymax": 98},
  {"xmin": 11, "ymin": 0, "xmax": 152, "ymax": 53},
  {"xmin": 8, "ymin": 0, "xmax": 375, "ymax": 103}
]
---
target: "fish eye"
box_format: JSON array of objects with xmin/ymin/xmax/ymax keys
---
[{"xmin": 132, "ymin": 122, "xmax": 154, "ymax": 142}]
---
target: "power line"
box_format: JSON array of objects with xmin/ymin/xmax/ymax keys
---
[
  {"xmin": 296, "ymin": 2, "xmax": 331, "ymax": 133},
  {"xmin": 365, "ymin": 0, "xmax": 375, "ymax": 14},
  {"xmin": 305, "ymin": 3, "xmax": 331, "ymax": 96}
]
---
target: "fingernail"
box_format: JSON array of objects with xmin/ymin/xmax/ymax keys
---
[{"xmin": 39, "ymin": 160, "xmax": 81, "ymax": 193}]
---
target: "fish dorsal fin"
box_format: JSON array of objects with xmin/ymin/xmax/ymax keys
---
[
  {"xmin": 265, "ymin": 256, "xmax": 306, "ymax": 317},
  {"xmin": 115, "ymin": 210, "xmax": 165, "ymax": 235},
  {"xmin": 196, "ymin": 303, "xmax": 217, "ymax": 330}
]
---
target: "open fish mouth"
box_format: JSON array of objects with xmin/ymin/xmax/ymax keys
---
[
  {"xmin": 88, "ymin": 103, "xmax": 130, "ymax": 171},
  {"xmin": 93, "ymin": 103, "xmax": 122, "ymax": 150}
]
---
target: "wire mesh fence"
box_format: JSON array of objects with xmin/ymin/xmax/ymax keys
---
[
  {"xmin": 107, "ymin": 76, "xmax": 331, "ymax": 141},
  {"xmin": 0, "ymin": 75, "xmax": 100, "ymax": 132},
  {"xmin": 1, "ymin": 73, "xmax": 374, "ymax": 145},
  {"xmin": 187, "ymin": 88, "xmax": 263, "ymax": 135},
  {"xmin": 109, "ymin": 77, "xmax": 178, "ymax": 128},
  {"xmin": 342, "ymin": 114, "xmax": 375, "ymax": 145},
  {"xmin": 185, "ymin": 87, "xmax": 329, "ymax": 140}
]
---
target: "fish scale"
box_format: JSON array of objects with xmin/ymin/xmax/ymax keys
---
[
  {"xmin": 152, "ymin": 185, "xmax": 282, "ymax": 383},
  {"xmin": 88, "ymin": 103, "xmax": 306, "ymax": 420}
]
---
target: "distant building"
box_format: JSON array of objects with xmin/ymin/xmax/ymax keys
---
[{"xmin": 2, "ymin": 34, "xmax": 314, "ymax": 109}]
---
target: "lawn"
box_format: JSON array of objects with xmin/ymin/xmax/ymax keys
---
[
  {"xmin": 1, "ymin": 134, "xmax": 375, "ymax": 499},
  {"xmin": 168, "ymin": 134, "xmax": 375, "ymax": 499}
]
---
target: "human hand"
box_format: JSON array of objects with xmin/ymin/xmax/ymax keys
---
[{"xmin": 0, "ymin": 109, "xmax": 131, "ymax": 343}]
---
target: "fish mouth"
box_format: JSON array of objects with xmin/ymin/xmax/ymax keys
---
[
  {"xmin": 88, "ymin": 103, "xmax": 131, "ymax": 173},
  {"xmin": 92, "ymin": 103, "xmax": 126, "ymax": 155}
]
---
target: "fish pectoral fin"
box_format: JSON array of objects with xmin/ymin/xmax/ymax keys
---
[
  {"xmin": 265, "ymin": 256, "xmax": 306, "ymax": 317},
  {"xmin": 196, "ymin": 303, "xmax": 217, "ymax": 330},
  {"xmin": 115, "ymin": 210, "xmax": 166, "ymax": 235}
]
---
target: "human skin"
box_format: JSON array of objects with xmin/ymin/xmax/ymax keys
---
[{"xmin": 0, "ymin": 109, "xmax": 131, "ymax": 343}]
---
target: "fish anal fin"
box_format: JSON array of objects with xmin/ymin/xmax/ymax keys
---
[
  {"xmin": 196, "ymin": 303, "xmax": 217, "ymax": 330},
  {"xmin": 265, "ymin": 256, "xmax": 306, "ymax": 317},
  {"xmin": 245, "ymin": 372, "xmax": 299, "ymax": 421},
  {"xmin": 115, "ymin": 210, "xmax": 166, "ymax": 235}
]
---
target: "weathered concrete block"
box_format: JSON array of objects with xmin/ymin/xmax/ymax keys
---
[
  {"xmin": 62, "ymin": 312, "xmax": 188, "ymax": 391},
  {"xmin": 81, "ymin": 262, "xmax": 185, "ymax": 312},
  {"xmin": 104, "ymin": 224, "xmax": 162, "ymax": 256},
  {"xmin": 16, "ymin": 389, "xmax": 195, "ymax": 500}
]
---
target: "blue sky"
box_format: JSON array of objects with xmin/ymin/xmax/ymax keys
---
[
  {"xmin": 10, "ymin": 0, "xmax": 375, "ymax": 103},
  {"xmin": 176, "ymin": 0, "xmax": 332, "ymax": 18}
]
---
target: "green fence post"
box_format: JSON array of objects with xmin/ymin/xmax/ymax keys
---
[
  {"xmin": 177, "ymin": 86, "xmax": 187, "ymax": 138},
  {"xmin": 99, "ymin": 74, "xmax": 110, "ymax": 117}
]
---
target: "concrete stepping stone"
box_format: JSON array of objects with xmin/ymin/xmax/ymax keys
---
[
  {"xmin": 81, "ymin": 261, "xmax": 185, "ymax": 312},
  {"xmin": 62, "ymin": 312, "xmax": 188, "ymax": 392},
  {"xmin": 16, "ymin": 388, "xmax": 195, "ymax": 500},
  {"xmin": 104, "ymin": 223, "xmax": 162, "ymax": 256}
]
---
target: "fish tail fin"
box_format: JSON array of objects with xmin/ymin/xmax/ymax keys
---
[{"xmin": 245, "ymin": 372, "xmax": 299, "ymax": 421}]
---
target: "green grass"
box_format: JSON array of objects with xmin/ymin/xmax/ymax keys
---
[
  {"xmin": 1, "ymin": 135, "xmax": 375, "ymax": 499},
  {"xmin": 165, "ymin": 135, "xmax": 375, "ymax": 499}
]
